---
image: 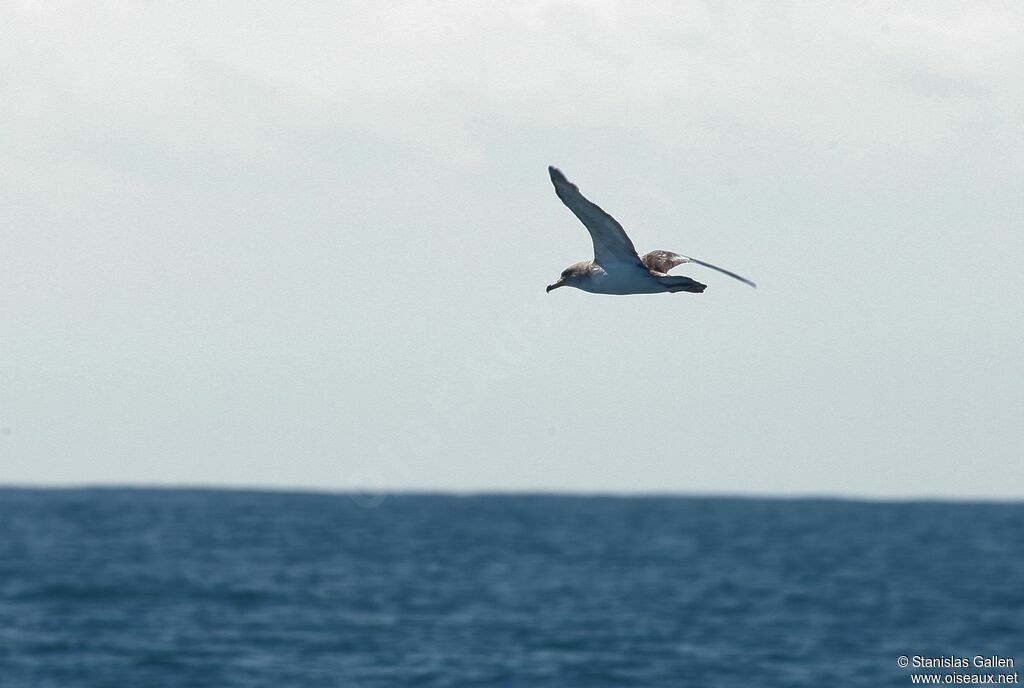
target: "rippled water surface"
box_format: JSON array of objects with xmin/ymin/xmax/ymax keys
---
[{"xmin": 0, "ymin": 489, "xmax": 1021, "ymax": 687}]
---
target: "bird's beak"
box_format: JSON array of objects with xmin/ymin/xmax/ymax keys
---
[{"xmin": 546, "ymin": 281, "xmax": 564, "ymax": 293}]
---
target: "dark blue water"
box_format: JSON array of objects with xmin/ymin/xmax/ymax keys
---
[{"xmin": 0, "ymin": 489, "xmax": 1020, "ymax": 687}]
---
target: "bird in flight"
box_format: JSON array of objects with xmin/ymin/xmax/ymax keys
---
[{"xmin": 546, "ymin": 166, "xmax": 755, "ymax": 295}]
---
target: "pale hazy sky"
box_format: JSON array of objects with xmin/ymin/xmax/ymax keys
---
[{"xmin": 2, "ymin": 1, "xmax": 1022, "ymax": 498}]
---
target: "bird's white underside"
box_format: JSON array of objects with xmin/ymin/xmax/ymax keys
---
[{"xmin": 578, "ymin": 262, "xmax": 670, "ymax": 295}]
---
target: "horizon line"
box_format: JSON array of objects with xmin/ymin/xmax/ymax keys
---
[{"xmin": 1, "ymin": 481, "xmax": 1021, "ymax": 506}]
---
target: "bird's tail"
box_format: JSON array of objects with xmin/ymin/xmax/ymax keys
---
[{"xmin": 658, "ymin": 275, "xmax": 707, "ymax": 293}]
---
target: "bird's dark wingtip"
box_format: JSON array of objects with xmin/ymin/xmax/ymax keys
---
[{"xmin": 548, "ymin": 166, "xmax": 565, "ymax": 183}]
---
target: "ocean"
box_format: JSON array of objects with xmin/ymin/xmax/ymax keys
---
[{"xmin": 0, "ymin": 489, "xmax": 1020, "ymax": 687}]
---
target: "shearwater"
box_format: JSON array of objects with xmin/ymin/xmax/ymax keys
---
[{"xmin": 545, "ymin": 166, "xmax": 756, "ymax": 295}]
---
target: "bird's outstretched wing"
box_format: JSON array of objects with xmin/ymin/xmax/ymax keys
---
[
  {"xmin": 641, "ymin": 250, "xmax": 689, "ymax": 274},
  {"xmin": 549, "ymin": 166, "xmax": 643, "ymax": 268},
  {"xmin": 642, "ymin": 250, "xmax": 756, "ymax": 288}
]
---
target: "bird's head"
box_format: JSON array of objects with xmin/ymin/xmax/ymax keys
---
[{"xmin": 546, "ymin": 262, "xmax": 590, "ymax": 293}]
